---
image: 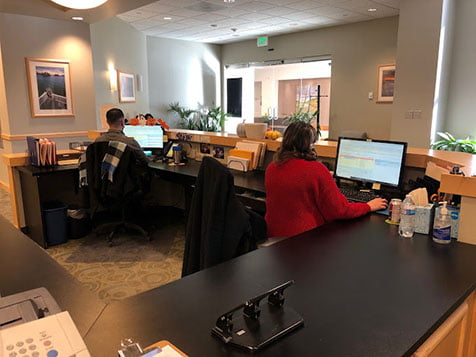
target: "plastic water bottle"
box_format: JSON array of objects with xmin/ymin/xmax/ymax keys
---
[
  {"xmin": 433, "ymin": 202, "xmax": 452, "ymax": 244},
  {"xmin": 399, "ymin": 195, "xmax": 416, "ymax": 238}
]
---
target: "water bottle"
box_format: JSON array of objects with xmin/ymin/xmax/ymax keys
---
[
  {"xmin": 399, "ymin": 195, "xmax": 416, "ymax": 238},
  {"xmin": 433, "ymin": 202, "xmax": 452, "ymax": 244}
]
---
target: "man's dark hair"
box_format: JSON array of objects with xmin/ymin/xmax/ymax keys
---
[{"xmin": 106, "ymin": 108, "xmax": 124, "ymax": 126}]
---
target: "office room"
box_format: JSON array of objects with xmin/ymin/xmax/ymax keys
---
[{"xmin": 1, "ymin": 0, "xmax": 476, "ymax": 355}]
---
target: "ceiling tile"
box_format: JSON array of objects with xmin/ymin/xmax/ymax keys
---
[
  {"xmin": 236, "ymin": 12, "xmax": 273, "ymax": 21},
  {"xmin": 137, "ymin": 3, "xmax": 178, "ymax": 14},
  {"xmin": 191, "ymin": 13, "xmax": 229, "ymax": 22},
  {"xmin": 260, "ymin": 16, "xmax": 293, "ymax": 25},
  {"xmin": 168, "ymin": 8, "xmax": 205, "ymax": 17},
  {"xmin": 158, "ymin": 0, "xmax": 199, "ymax": 7},
  {"xmin": 282, "ymin": 11, "xmax": 321, "ymax": 20},
  {"xmin": 261, "ymin": 6, "xmax": 299, "ymax": 16},
  {"xmin": 234, "ymin": 2, "xmax": 275, "ymax": 12},
  {"xmin": 286, "ymin": 0, "xmax": 324, "ymax": 10},
  {"xmin": 213, "ymin": 7, "xmax": 251, "ymax": 17}
]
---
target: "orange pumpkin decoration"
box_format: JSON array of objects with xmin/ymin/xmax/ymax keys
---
[
  {"xmin": 146, "ymin": 117, "xmax": 157, "ymax": 126},
  {"xmin": 129, "ymin": 117, "xmax": 139, "ymax": 126},
  {"xmin": 157, "ymin": 118, "xmax": 170, "ymax": 130}
]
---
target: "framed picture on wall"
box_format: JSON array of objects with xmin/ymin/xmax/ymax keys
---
[
  {"xmin": 117, "ymin": 69, "xmax": 136, "ymax": 103},
  {"xmin": 377, "ymin": 64, "xmax": 396, "ymax": 103},
  {"xmin": 25, "ymin": 58, "xmax": 74, "ymax": 118}
]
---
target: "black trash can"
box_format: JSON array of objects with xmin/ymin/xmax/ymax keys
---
[
  {"xmin": 42, "ymin": 201, "xmax": 68, "ymax": 247},
  {"xmin": 67, "ymin": 205, "xmax": 91, "ymax": 239}
]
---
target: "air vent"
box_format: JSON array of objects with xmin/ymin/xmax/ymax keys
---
[{"xmin": 186, "ymin": 1, "xmax": 226, "ymax": 12}]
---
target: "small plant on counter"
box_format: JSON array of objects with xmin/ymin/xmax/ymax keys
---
[{"xmin": 430, "ymin": 132, "xmax": 476, "ymax": 154}]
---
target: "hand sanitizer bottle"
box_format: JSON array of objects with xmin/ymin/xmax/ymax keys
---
[{"xmin": 433, "ymin": 202, "xmax": 452, "ymax": 244}]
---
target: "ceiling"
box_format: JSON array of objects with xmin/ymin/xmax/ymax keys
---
[{"xmin": 117, "ymin": 0, "xmax": 400, "ymax": 44}]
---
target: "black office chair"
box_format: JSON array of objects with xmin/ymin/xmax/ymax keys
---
[
  {"xmin": 182, "ymin": 156, "xmax": 266, "ymax": 276},
  {"xmin": 85, "ymin": 141, "xmax": 151, "ymax": 246}
]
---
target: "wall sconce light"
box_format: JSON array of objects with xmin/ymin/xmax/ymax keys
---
[{"xmin": 108, "ymin": 66, "xmax": 117, "ymax": 91}]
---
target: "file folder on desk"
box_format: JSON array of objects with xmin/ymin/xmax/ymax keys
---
[
  {"xmin": 229, "ymin": 149, "xmax": 254, "ymax": 170},
  {"xmin": 27, "ymin": 136, "xmax": 58, "ymax": 166}
]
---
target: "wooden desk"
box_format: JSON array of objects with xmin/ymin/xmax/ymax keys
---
[
  {"xmin": 84, "ymin": 214, "xmax": 476, "ymax": 356},
  {"xmin": 0, "ymin": 215, "xmax": 105, "ymax": 336}
]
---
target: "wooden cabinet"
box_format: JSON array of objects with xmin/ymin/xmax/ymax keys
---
[{"xmin": 414, "ymin": 292, "xmax": 476, "ymax": 357}]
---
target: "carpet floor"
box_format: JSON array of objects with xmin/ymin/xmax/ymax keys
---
[{"xmin": 0, "ymin": 188, "xmax": 185, "ymax": 304}]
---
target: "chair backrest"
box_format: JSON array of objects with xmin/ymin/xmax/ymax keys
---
[
  {"xmin": 182, "ymin": 157, "xmax": 262, "ymax": 276},
  {"xmin": 85, "ymin": 141, "xmax": 143, "ymax": 213}
]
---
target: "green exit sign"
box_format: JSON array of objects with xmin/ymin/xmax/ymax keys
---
[{"xmin": 257, "ymin": 36, "xmax": 268, "ymax": 47}]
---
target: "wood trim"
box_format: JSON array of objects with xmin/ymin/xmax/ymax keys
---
[
  {"xmin": 2, "ymin": 149, "xmax": 78, "ymax": 167},
  {"xmin": 1, "ymin": 131, "xmax": 89, "ymax": 141},
  {"xmin": 0, "ymin": 180, "xmax": 9, "ymax": 192}
]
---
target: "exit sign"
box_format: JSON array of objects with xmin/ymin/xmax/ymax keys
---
[{"xmin": 257, "ymin": 36, "xmax": 268, "ymax": 47}]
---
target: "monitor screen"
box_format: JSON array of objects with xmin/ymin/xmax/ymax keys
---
[
  {"xmin": 123, "ymin": 126, "xmax": 163, "ymax": 149},
  {"xmin": 335, "ymin": 137, "xmax": 407, "ymax": 187}
]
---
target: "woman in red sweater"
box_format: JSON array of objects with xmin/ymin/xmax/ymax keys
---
[{"xmin": 265, "ymin": 122, "xmax": 387, "ymax": 238}]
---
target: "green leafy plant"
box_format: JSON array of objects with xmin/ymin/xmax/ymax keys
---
[
  {"xmin": 430, "ymin": 132, "xmax": 476, "ymax": 153},
  {"xmin": 167, "ymin": 102, "xmax": 197, "ymax": 130},
  {"xmin": 284, "ymin": 107, "xmax": 321, "ymax": 138}
]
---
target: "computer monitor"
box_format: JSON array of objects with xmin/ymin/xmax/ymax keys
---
[
  {"xmin": 334, "ymin": 137, "xmax": 407, "ymax": 188},
  {"xmin": 123, "ymin": 125, "xmax": 163, "ymax": 149}
]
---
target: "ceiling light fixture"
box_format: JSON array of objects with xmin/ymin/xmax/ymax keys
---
[
  {"xmin": 164, "ymin": 17, "xmax": 172, "ymax": 20},
  {"xmin": 51, "ymin": 0, "xmax": 108, "ymax": 10},
  {"xmin": 224, "ymin": 0, "xmax": 235, "ymax": 3},
  {"xmin": 71, "ymin": 16, "xmax": 84, "ymax": 21},
  {"xmin": 368, "ymin": 8, "xmax": 377, "ymax": 12},
  {"xmin": 211, "ymin": 24, "xmax": 218, "ymax": 27}
]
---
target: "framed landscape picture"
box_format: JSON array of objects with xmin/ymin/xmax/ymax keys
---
[
  {"xmin": 117, "ymin": 70, "xmax": 136, "ymax": 103},
  {"xmin": 25, "ymin": 58, "xmax": 74, "ymax": 117},
  {"xmin": 377, "ymin": 63, "xmax": 396, "ymax": 103}
]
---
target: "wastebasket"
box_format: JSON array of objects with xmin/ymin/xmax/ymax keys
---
[
  {"xmin": 42, "ymin": 201, "xmax": 68, "ymax": 247},
  {"xmin": 67, "ymin": 205, "xmax": 91, "ymax": 239}
]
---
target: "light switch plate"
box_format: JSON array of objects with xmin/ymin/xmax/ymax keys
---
[{"xmin": 368, "ymin": 92, "xmax": 374, "ymax": 100}]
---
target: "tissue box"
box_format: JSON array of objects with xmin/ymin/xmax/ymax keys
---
[
  {"xmin": 447, "ymin": 206, "xmax": 460, "ymax": 239},
  {"xmin": 414, "ymin": 204, "xmax": 435, "ymax": 234}
]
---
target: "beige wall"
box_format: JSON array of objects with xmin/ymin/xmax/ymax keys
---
[
  {"xmin": 390, "ymin": 0, "xmax": 443, "ymax": 148},
  {"xmin": 91, "ymin": 17, "xmax": 150, "ymax": 124},
  {"xmin": 221, "ymin": 17, "xmax": 399, "ymax": 141},
  {"xmin": 147, "ymin": 36, "xmax": 221, "ymax": 128},
  {"xmin": 0, "ymin": 13, "xmax": 96, "ymax": 184},
  {"xmin": 444, "ymin": 0, "xmax": 476, "ymax": 139}
]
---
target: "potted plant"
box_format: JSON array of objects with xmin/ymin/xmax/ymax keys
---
[
  {"xmin": 168, "ymin": 102, "xmax": 197, "ymax": 130},
  {"xmin": 430, "ymin": 132, "xmax": 476, "ymax": 153},
  {"xmin": 284, "ymin": 107, "xmax": 321, "ymax": 138}
]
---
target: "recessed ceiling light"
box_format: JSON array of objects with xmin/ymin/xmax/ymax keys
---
[
  {"xmin": 368, "ymin": 8, "xmax": 377, "ymax": 12},
  {"xmin": 71, "ymin": 16, "xmax": 83, "ymax": 21},
  {"xmin": 224, "ymin": 0, "xmax": 235, "ymax": 3},
  {"xmin": 163, "ymin": 17, "xmax": 172, "ymax": 20},
  {"xmin": 51, "ymin": 0, "xmax": 108, "ymax": 10},
  {"xmin": 231, "ymin": 28, "xmax": 237, "ymax": 32},
  {"xmin": 210, "ymin": 24, "xmax": 218, "ymax": 27}
]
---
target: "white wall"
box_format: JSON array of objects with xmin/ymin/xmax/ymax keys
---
[
  {"xmin": 90, "ymin": 17, "xmax": 150, "ymax": 124},
  {"xmin": 221, "ymin": 17, "xmax": 399, "ymax": 141},
  {"xmin": 443, "ymin": 0, "xmax": 476, "ymax": 139},
  {"xmin": 147, "ymin": 36, "xmax": 221, "ymax": 128},
  {"xmin": 389, "ymin": 0, "xmax": 444, "ymax": 148}
]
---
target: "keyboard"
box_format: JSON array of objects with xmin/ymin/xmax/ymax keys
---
[{"xmin": 339, "ymin": 187, "xmax": 380, "ymax": 203}]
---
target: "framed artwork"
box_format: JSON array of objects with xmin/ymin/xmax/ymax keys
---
[
  {"xmin": 377, "ymin": 64, "xmax": 396, "ymax": 103},
  {"xmin": 25, "ymin": 58, "xmax": 74, "ymax": 117},
  {"xmin": 117, "ymin": 70, "xmax": 136, "ymax": 103}
]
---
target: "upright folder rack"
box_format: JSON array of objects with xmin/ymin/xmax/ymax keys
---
[{"xmin": 212, "ymin": 280, "xmax": 304, "ymax": 352}]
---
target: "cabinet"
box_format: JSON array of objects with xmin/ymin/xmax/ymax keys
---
[{"xmin": 414, "ymin": 292, "xmax": 476, "ymax": 357}]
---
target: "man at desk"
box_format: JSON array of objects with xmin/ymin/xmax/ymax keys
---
[{"xmin": 95, "ymin": 108, "xmax": 149, "ymax": 164}]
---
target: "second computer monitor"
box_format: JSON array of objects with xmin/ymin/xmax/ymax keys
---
[
  {"xmin": 123, "ymin": 125, "xmax": 163, "ymax": 149},
  {"xmin": 334, "ymin": 137, "xmax": 407, "ymax": 188}
]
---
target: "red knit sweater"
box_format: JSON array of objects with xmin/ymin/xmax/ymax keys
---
[{"xmin": 265, "ymin": 159, "xmax": 370, "ymax": 238}]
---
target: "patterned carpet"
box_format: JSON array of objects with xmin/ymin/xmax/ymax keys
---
[{"xmin": 0, "ymin": 188, "xmax": 185, "ymax": 304}]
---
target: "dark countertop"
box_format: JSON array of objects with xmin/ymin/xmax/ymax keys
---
[
  {"xmin": 149, "ymin": 159, "xmax": 266, "ymax": 193},
  {"xmin": 16, "ymin": 164, "xmax": 79, "ymax": 176},
  {"xmin": 84, "ymin": 214, "xmax": 476, "ymax": 356},
  {"xmin": 0, "ymin": 216, "xmax": 105, "ymax": 336}
]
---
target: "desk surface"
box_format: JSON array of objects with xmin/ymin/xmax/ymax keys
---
[
  {"xmin": 0, "ymin": 216, "xmax": 105, "ymax": 336},
  {"xmin": 84, "ymin": 215, "xmax": 476, "ymax": 356},
  {"xmin": 149, "ymin": 160, "xmax": 266, "ymax": 194}
]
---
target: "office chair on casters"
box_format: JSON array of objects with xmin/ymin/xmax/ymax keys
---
[
  {"xmin": 85, "ymin": 141, "xmax": 151, "ymax": 246},
  {"xmin": 182, "ymin": 156, "xmax": 266, "ymax": 276}
]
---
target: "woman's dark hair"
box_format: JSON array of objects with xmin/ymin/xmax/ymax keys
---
[{"xmin": 274, "ymin": 122, "xmax": 318, "ymax": 164}]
